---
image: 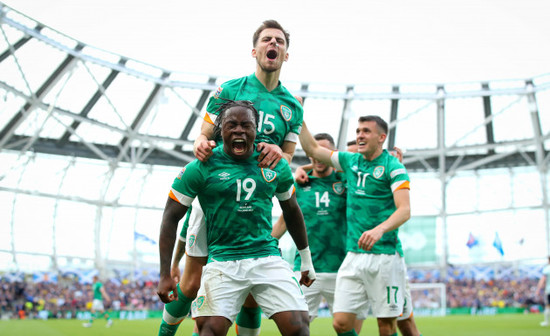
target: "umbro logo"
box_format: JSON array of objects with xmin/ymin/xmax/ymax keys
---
[{"xmin": 218, "ymin": 172, "xmax": 230, "ymax": 180}]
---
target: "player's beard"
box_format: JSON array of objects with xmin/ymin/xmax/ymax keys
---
[
  {"xmin": 314, "ymin": 164, "xmax": 330, "ymax": 176},
  {"xmin": 257, "ymin": 56, "xmax": 282, "ymax": 73}
]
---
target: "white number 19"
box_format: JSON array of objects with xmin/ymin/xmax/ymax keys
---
[{"xmin": 236, "ymin": 178, "xmax": 256, "ymax": 201}]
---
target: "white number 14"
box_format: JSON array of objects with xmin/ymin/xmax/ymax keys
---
[{"xmin": 315, "ymin": 191, "xmax": 330, "ymax": 208}]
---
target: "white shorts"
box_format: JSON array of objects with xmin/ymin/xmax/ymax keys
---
[
  {"xmin": 333, "ymin": 252, "xmax": 406, "ymax": 318},
  {"xmin": 185, "ymin": 199, "xmax": 208, "ymax": 257},
  {"xmin": 192, "ymin": 256, "xmax": 308, "ymax": 322},
  {"xmin": 399, "ymin": 274, "xmax": 413, "ymax": 321},
  {"xmin": 295, "ymin": 272, "xmax": 337, "ymax": 320},
  {"xmin": 91, "ymin": 299, "xmax": 104, "ymax": 311},
  {"xmin": 364, "ymin": 274, "xmax": 413, "ymax": 321}
]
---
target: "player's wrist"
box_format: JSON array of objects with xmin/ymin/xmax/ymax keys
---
[{"xmin": 298, "ymin": 246, "xmax": 316, "ymax": 280}]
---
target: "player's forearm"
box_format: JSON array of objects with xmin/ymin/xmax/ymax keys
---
[
  {"xmin": 377, "ymin": 204, "xmax": 411, "ymax": 234},
  {"xmin": 298, "ymin": 121, "xmax": 318, "ymax": 157},
  {"xmin": 159, "ymin": 202, "xmax": 187, "ymax": 277},
  {"xmin": 537, "ymin": 276, "xmax": 547, "ymax": 291},
  {"xmin": 271, "ymin": 216, "xmax": 288, "ymax": 240},
  {"xmin": 300, "ymin": 163, "xmax": 313, "ymax": 172},
  {"xmin": 299, "ymin": 122, "xmax": 332, "ymax": 165},
  {"xmin": 281, "ymin": 141, "xmax": 296, "ymax": 164},
  {"xmin": 172, "ymin": 238, "xmax": 186, "ymax": 267},
  {"xmin": 159, "ymin": 222, "xmax": 177, "ymax": 277},
  {"xmin": 280, "ymin": 199, "xmax": 308, "ymax": 250},
  {"xmin": 282, "ymin": 152, "xmax": 293, "ymax": 164}
]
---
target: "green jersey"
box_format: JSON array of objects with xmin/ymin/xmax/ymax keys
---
[
  {"xmin": 332, "ymin": 150, "xmax": 410, "ymax": 256},
  {"xmin": 170, "ymin": 146, "xmax": 295, "ymax": 262},
  {"xmin": 205, "ymin": 73, "xmax": 303, "ymax": 146},
  {"xmin": 93, "ymin": 281, "xmax": 103, "ymax": 300},
  {"xmin": 293, "ymin": 170, "xmax": 347, "ymax": 273}
]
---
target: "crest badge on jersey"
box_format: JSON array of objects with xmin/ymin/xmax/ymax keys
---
[
  {"xmin": 188, "ymin": 234, "xmax": 196, "ymax": 247},
  {"xmin": 261, "ymin": 168, "xmax": 277, "ymax": 182},
  {"xmin": 333, "ymin": 181, "xmax": 345, "ymax": 195},
  {"xmin": 373, "ymin": 166, "xmax": 385, "ymax": 179},
  {"xmin": 213, "ymin": 86, "xmax": 223, "ymax": 99},
  {"xmin": 280, "ymin": 105, "xmax": 292, "ymax": 121}
]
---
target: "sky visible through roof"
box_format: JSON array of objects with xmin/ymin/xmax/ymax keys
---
[{"xmin": 4, "ymin": 0, "xmax": 550, "ymax": 85}]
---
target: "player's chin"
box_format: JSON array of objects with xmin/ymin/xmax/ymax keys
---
[
  {"xmin": 230, "ymin": 145, "xmax": 252, "ymax": 158},
  {"xmin": 260, "ymin": 61, "xmax": 281, "ymax": 73}
]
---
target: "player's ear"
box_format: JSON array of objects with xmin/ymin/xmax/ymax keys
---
[
  {"xmin": 251, "ymin": 48, "xmax": 257, "ymax": 58},
  {"xmin": 284, "ymin": 52, "xmax": 289, "ymax": 62}
]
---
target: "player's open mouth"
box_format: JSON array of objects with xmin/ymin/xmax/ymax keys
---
[
  {"xmin": 358, "ymin": 141, "xmax": 366, "ymax": 146},
  {"xmin": 232, "ymin": 139, "xmax": 247, "ymax": 153},
  {"xmin": 266, "ymin": 50, "xmax": 278, "ymax": 60}
]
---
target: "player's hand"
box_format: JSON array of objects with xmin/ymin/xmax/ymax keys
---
[
  {"xmin": 391, "ymin": 146, "xmax": 404, "ymax": 163},
  {"xmin": 157, "ymin": 275, "xmax": 178, "ymax": 303},
  {"xmin": 299, "ymin": 270, "xmax": 315, "ymax": 287},
  {"xmin": 294, "ymin": 166, "xmax": 309, "ymax": 184},
  {"xmin": 194, "ymin": 140, "xmax": 216, "ymax": 162},
  {"xmin": 171, "ymin": 265, "xmax": 180, "ymax": 283},
  {"xmin": 358, "ymin": 227, "xmax": 384, "ymax": 251},
  {"xmin": 256, "ymin": 142, "xmax": 283, "ymax": 169}
]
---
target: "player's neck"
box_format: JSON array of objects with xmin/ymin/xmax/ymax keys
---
[
  {"xmin": 362, "ymin": 147, "xmax": 383, "ymax": 161},
  {"xmin": 255, "ymin": 67, "xmax": 281, "ymax": 92}
]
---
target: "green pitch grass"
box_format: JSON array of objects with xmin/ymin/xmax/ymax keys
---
[{"xmin": 0, "ymin": 314, "xmax": 547, "ymax": 335}]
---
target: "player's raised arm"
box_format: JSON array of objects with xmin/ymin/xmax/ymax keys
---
[{"xmin": 299, "ymin": 121, "xmax": 333, "ymax": 166}]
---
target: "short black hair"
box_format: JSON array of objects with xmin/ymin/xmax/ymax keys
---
[
  {"xmin": 358, "ymin": 115, "xmax": 388, "ymax": 135},
  {"xmin": 213, "ymin": 99, "xmax": 259, "ymax": 140},
  {"xmin": 314, "ymin": 133, "xmax": 335, "ymax": 148},
  {"xmin": 346, "ymin": 139, "xmax": 356, "ymax": 147},
  {"xmin": 252, "ymin": 20, "xmax": 290, "ymax": 48}
]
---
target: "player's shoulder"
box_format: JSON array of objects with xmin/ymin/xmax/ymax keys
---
[
  {"xmin": 384, "ymin": 150, "xmax": 407, "ymax": 171},
  {"xmin": 269, "ymin": 158, "xmax": 292, "ymax": 177},
  {"xmin": 211, "ymin": 75, "xmax": 248, "ymax": 101},
  {"xmin": 221, "ymin": 75, "xmax": 249, "ymax": 88},
  {"xmin": 206, "ymin": 146, "xmax": 231, "ymax": 164},
  {"xmin": 278, "ymin": 87, "xmax": 304, "ymax": 110},
  {"xmin": 337, "ymin": 150, "xmax": 358, "ymax": 162},
  {"xmin": 274, "ymin": 155, "xmax": 291, "ymax": 168},
  {"xmin": 178, "ymin": 155, "xmax": 212, "ymax": 177}
]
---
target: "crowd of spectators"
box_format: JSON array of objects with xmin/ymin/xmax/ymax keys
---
[
  {"xmin": 407, "ymin": 277, "xmax": 542, "ymax": 312},
  {"xmin": 0, "ymin": 274, "xmax": 544, "ymax": 320},
  {"xmin": 444, "ymin": 278, "xmax": 541, "ymax": 309},
  {"xmin": 0, "ymin": 276, "xmax": 162, "ymax": 320}
]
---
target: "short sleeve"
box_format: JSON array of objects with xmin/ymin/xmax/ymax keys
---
[{"xmin": 169, "ymin": 160, "xmax": 205, "ymax": 206}]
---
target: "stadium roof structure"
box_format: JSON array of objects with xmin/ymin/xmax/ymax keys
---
[
  {"xmin": 1, "ymin": 2, "xmax": 549, "ymax": 273},
  {"xmin": 1, "ymin": 2, "xmax": 549, "ymax": 172}
]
